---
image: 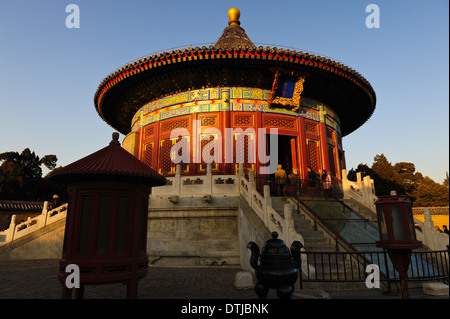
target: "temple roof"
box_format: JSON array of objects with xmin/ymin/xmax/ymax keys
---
[
  {"xmin": 94, "ymin": 8, "xmax": 376, "ymax": 137},
  {"xmin": 213, "ymin": 8, "xmax": 255, "ymax": 50},
  {"xmin": 51, "ymin": 133, "xmax": 166, "ymax": 185}
]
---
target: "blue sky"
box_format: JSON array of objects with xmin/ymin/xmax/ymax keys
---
[{"xmin": 0, "ymin": 0, "xmax": 448, "ymax": 183}]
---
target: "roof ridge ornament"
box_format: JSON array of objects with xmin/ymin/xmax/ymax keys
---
[
  {"xmin": 228, "ymin": 8, "xmax": 240, "ymax": 26},
  {"xmin": 110, "ymin": 132, "xmax": 120, "ymax": 145},
  {"xmin": 213, "ymin": 8, "xmax": 255, "ymax": 50}
]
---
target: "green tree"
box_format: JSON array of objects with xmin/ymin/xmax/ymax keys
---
[
  {"xmin": 347, "ymin": 163, "xmax": 372, "ymax": 181},
  {"xmin": 414, "ymin": 176, "xmax": 449, "ymax": 207},
  {"xmin": 371, "ymin": 154, "xmax": 394, "ymax": 181},
  {"xmin": 0, "ymin": 148, "xmax": 60, "ymax": 200},
  {"xmin": 392, "ymin": 162, "xmax": 423, "ymax": 202},
  {"xmin": 349, "ymin": 154, "xmax": 449, "ymax": 207},
  {"xmin": 366, "ymin": 155, "xmax": 404, "ymax": 196}
]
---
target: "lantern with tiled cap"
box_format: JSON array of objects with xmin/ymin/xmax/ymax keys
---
[
  {"xmin": 51, "ymin": 132, "xmax": 166, "ymax": 299},
  {"xmin": 375, "ymin": 191, "xmax": 422, "ymax": 299}
]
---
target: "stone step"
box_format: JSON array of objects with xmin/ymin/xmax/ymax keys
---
[
  {"xmin": 344, "ymin": 198, "xmax": 377, "ymax": 222},
  {"xmin": 301, "ymin": 235, "xmax": 332, "ymax": 250},
  {"xmin": 279, "ymin": 198, "xmax": 384, "ymax": 292},
  {"xmin": 422, "ymin": 282, "xmax": 449, "ymax": 296},
  {"xmin": 311, "ymin": 261, "xmax": 362, "ymax": 273},
  {"xmin": 273, "ymin": 198, "xmax": 343, "ymax": 253},
  {"xmin": 291, "ymin": 209, "xmax": 334, "ymax": 252},
  {"xmin": 301, "ymin": 281, "xmax": 369, "ymax": 291},
  {"xmin": 293, "ymin": 218, "xmax": 313, "ymax": 228},
  {"xmin": 301, "ymin": 234, "xmax": 329, "ymax": 242},
  {"xmin": 148, "ymin": 253, "xmax": 241, "ymax": 268},
  {"xmin": 301, "ymin": 232, "xmax": 330, "ymax": 245},
  {"xmin": 303, "ymin": 243, "xmax": 336, "ymax": 252},
  {"xmin": 301, "ymin": 261, "xmax": 367, "ymax": 287},
  {"xmin": 270, "ymin": 198, "xmax": 289, "ymax": 214}
]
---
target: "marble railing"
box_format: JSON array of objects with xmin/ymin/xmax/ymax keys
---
[
  {"xmin": 341, "ymin": 169, "xmax": 377, "ymax": 212},
  {"xmin": 152, "ymin": 163, "xmax": 305, "ymax": 246},
  {"xmin": 0, "ymin": 202, "xmax": 67, "ymax": 245}
]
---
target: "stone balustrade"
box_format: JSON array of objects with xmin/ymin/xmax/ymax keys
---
[
  {"xmin": 341, "ymin": 170, "xmax": 448, "ymax": 253},
  {"xmin": 341, "ymin": 169, "xmax": 377, "ymax": 212},
  {"xmin": 151, "ymin": 163, "xmax": 305, "ymax": 255},
  {"xmin": 414, "ymin": 208, "xmax": 449, "ymax": 252},
  {"xmin": 0, "ymin": 202, "xmax": 68, "ymax": 246},
  {"xmin": 152, "ymin": 163, "xmax": 304, "ymax": 244},
  {"xmin": 152, "ymin": 163, "xmax": 239, "ymax": 197},
  {"xmin": 1, "ymin": 163, "xmax": 309, "ymax": 274}
]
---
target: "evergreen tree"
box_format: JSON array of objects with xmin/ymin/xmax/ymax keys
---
[
  {"xmin": 349, "ymin": 154, "xmax": 449, "ymax": 207},
  {"xmin": 367, "ymin": 155, "xmax": 403, "ymax": 196},
  {"xmin": 371, "ymin": 154, "xmax": 394, "ymax": 181},
  {"xmin": 414, "ymin": 176, "xmax": 449, "ymax": 207},
  {"xmin": 392, "ymin": 162, "xmax": 423, "ymax": 202},
  {"xmin": 0, "ymin": 148, "xmax": 63, "ymax": 201}
]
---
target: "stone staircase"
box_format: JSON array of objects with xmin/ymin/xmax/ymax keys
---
[
  {"xmin": 343, "ymin": 197, "xmax": 378, "ymax": 223},
  {"xmin": 271, "ymin": 197, "xmax": 368, "ymax": 290},
  {"xmin": 271, "ymin": 197, "xmax": 334, "ymax": 252}
]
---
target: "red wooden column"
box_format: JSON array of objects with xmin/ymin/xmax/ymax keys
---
[
  {"xmin": 318, "ymin": 122, "xmax": 329, "ymax": 175},
  {"xmin": 221, "ymin": 89, "xmax": 232, "ymax": 175},
  {"xmin": 137, "ymin": 126, "xmax": 144, "ymax": 160},
  {"xmin": 298, "ymin": 117, "xmax": 308, "ymax": 181},
  {"xmin": 255, "ymin": 111, "xmax": 263, "ymax": 176},
  {"xmin": 153, "ymin": 120, "xmax": 160, "ymax": 171}
]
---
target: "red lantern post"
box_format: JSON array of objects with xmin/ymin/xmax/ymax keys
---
[
  {"xmin": 51, "ymin": 133, "xmax": 166, "ymax": 298},
  {"xmin": 375, "ymin": 191, "xmax": 422, "ymax": 299}
]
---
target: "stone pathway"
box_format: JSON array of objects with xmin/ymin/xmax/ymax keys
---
[
  {"xmin": 0, "ymin": 259, "xmax": 446, "ymax": 300},
  {"xmin": 0, "ymin": 259, "xmax": 260, "ymax": 299}
]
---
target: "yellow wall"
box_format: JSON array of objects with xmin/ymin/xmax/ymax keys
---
[{"xmin": 414, "ymin": 214, "xmax": 449, "ymax": 231}]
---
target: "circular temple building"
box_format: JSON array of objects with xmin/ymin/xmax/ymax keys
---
[{"xmin": 94, "ymin": 8, "xmax": 376, "ymax": 181}]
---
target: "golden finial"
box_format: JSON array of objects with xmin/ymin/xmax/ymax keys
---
[{"xmin": 228, "ymin": 8, "xmax": 241, "ymax": 26}]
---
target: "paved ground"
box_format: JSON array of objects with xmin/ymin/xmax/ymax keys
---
[{"xmin": 0, "ymin": 259, "xmax": 447, "ymax": 300}]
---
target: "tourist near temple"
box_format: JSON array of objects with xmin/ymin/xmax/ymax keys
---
[{"xmin": 94, "ymin": 8, "xmax": 376, "ymax": 181}]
